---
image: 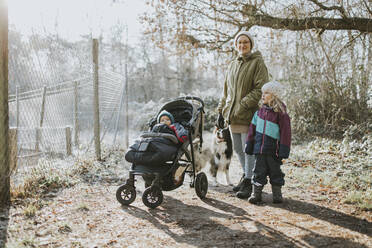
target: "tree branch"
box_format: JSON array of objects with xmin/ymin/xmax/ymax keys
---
[
  {"xmin": 244, "ymin": 14, "xmax": 372, "ymax": 33},
  {"xmin": 308, "ymin": 0, "xmax": 348, "ymax": 18},
  {"xmin": 362, "ymin": 0, "xmax": 372, "ymax": 16},
  {"xmin": 182, "ymin": 27, "xmax": 242, "ymax": 50}
]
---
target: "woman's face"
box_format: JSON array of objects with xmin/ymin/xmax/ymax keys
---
[
  {"xmin": 237, "ymin": 35, "xmax": 251, "ymax": 55},
  {"xmin": 262, "ymin": 91, "xmax": 274, "ymax": 105}
]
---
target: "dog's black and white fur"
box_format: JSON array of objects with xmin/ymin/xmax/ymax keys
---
[
  {"xmin": 208, "ymin": 126, "xmax": 233, "ymax": 185},
  {"xmin": 192, "ymin": 127, "xmax": 233, "ymax": 185}
]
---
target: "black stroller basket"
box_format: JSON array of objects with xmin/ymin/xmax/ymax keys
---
[{"xmin": 116, "ymin": 96, "xmax": 208, "ymax": 209}]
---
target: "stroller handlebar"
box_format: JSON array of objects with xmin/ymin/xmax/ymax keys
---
[{"xmin": 175, "ymin": 96, "xmax": 204, "ymax": 108}]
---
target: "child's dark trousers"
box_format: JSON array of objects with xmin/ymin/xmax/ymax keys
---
[{"xmin": 251, "ymin": 154, "xmax": 285, "ymax": 186}]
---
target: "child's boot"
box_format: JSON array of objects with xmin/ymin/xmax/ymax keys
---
[
  {"xmin": 236, "ymin": 178, "xmax": 252, "ymax": 199},
  {"xmin": 248, "ymin": 185, "xmax": 263, "ymax": 204},
  {"xmin": 233, "ymin": 173, "xmax": 245, "ymax": 192},
  {"xmin": 272, "ymin": 185, "xmax": 283, "ymax": 203}
]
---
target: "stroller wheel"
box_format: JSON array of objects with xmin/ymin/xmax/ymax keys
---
[
  {"xmin": 195, "ymin": 172, "xmax": 208, "ymax": 199},
  {"xmin": 142, "ymin": 186, "xmax": 163, "ymax": 209},
  {"xmin": 116, "ymin": 184, "xmax": 136, "ymax": 205}
]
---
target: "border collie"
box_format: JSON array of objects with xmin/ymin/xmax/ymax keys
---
[{"xmin": 209, "ymin": 126, "xmax": 233, "ymax": 185}]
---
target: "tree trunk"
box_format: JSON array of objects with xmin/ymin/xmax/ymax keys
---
[
  {"xmin": 0, "ymin": 0, "xmax": 9, "ymax": 207},
  {"xmin": 347, "ymin": 31, "xmax": 358, "ymax": 100}
]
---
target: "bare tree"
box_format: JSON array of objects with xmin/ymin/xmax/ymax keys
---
[
  {"xmin": 141, "ymin": 0, "xmax": 371, "ymax": 137},
  {"xmin": 142, "ymin": 0, "xmax": 372, "ymax": 51}
]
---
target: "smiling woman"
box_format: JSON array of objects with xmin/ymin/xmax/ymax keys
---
[
  {"xmin": 217, "ymin": 30, "xmax": 269, "ymax": 198},
  {"xmin": 8, "ymin": 0, "xmax": 147, "ymax": 43}
]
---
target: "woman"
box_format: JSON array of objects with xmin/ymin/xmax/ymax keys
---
[{"xmin": 217, "ymin": 31, "xmax": 269, "ymax": 199}]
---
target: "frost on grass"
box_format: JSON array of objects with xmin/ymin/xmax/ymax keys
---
[
  {"xmin": 286, "ymin": 135, "xmax": 371, "ymax": 210},
  {"xmin": 10, "ymin": 146, "xmax": 130, "ymax": 205}
]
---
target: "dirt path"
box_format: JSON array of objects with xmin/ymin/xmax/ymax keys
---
[{"xmin": 2, "ymin": 151, "xmax": 371, "ymax": 248}]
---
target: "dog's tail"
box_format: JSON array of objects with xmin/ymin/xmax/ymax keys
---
[{"xmin": 203, "ymin": 147, "xmax": 212, "ymax": 158}]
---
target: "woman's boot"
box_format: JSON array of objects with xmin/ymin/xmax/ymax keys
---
[
  {"xmin": 233, "ymin": 174, "xmax": 245, "ymax": 192},
  {"xmin": 236, "ymin": 178, "xmax": 252, "ymax": 199},
  {"xmin": 272, "ymin": 185, "xmax": 283, "ymax": 203},
  {"xmin": 248, "ymin": 185, "xmax": 263, "ymax": 204}
]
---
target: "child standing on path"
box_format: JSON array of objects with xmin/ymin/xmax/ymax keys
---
[{"xmin": 244, "ymin": 81, "xmax": 291, "ymax": 204}]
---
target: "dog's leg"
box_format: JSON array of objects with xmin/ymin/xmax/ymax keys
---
[
  {"xmin": 212, "ymin": 175, "xmax": 218, "ymax": 186},
  {"xmin": 221, "ymin": 158, "xmax": 233, "ymax": 186},
  {"xmin": 224, "ymin": 169, "xmax": 232, "ymax": 186},
  {"xmin": 209, "ymin": 156, "xmax": 219, "ymax": 186}
]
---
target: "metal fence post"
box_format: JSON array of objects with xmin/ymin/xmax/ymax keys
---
[
  {"xmin": 16, "ymin": 86, "xmax": 19, "ymax": 129},
  {"xmin": 73, "ymin": 81, "xmax": 79, "ymax": 147}
]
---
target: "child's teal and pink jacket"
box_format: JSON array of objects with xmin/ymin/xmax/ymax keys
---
[{"xmin": 245, "ymin": 104, "xmax": 291, "ymax": 159}]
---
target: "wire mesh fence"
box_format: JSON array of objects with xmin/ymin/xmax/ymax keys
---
[
  {"xmin": 9, "ymin": 72, "xmax": 126, "ymax": 161},
  {"xmin": 8, "ymin": 29, "xmax": 129, "ymax": 179}
]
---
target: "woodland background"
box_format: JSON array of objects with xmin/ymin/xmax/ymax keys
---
[
  {"xmin": 0, "ymin": 1, "xmax": 371, "ymax": 247},
  {"xmin": 8, "ymin": 0, "xmax": 372, "ymax": 139}
]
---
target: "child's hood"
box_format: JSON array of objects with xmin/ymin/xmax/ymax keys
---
[{"xmin": 263, "ymin": 103, "xmax": 287, "ymax": 112}]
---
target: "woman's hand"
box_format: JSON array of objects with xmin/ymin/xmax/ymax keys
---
[{"xmin": 217, "ymin": 113, "xmax": 225, "ymax": 128}]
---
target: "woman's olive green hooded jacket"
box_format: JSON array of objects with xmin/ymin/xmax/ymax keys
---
[{"xmin": 217, "ymin": 51, "xmax": 269, "ymax": 126}]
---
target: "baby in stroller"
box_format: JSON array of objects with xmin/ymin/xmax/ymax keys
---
[
  {"xmin": 156, "ymin": 110, "xmax": 188, "ymax": 143},
  {"xmin": 117, "ymin": 96, "xmax": 208, "ymax": 209},
  {"xmin": 125, "ymin": 110, "xmax": 188, "ymax": 166}
]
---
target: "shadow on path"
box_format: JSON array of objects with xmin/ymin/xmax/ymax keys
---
[
  {"xmin": 270, "ymin": 197, "xmax": 371, "ymax": 236},
  {"xmin": 287, "ymin": 222, "xmax": 370, "ymax": 248},
  {"xmin": 209, "ymin": 183, "xmax": 371, "ymax": 237},
  {"xmin": 120, "ymin": 195, "xmax": 366, "ymax": 247}
]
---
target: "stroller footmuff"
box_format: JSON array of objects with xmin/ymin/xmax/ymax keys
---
[
  {"xmin": 125, "ymin": 132, "xmax": 179, "ymax": 166},
  {"xmin": 116, "ymin": 96, "xmax": 208, "ymax": 209}
]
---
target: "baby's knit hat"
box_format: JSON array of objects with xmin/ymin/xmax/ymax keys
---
[
  {"xmin": 261, "ymin": 81, "xmax": 284, "ymax": 98},
  {"xmin": 157, "ymin": 110, "xmax": 175, "ymax": 124},
  {"xmin": 234, "ymin": 31, "xmax": 254, "ymax": 51}
]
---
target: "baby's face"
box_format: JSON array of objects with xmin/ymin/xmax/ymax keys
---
[{"xmin": 159, "ymin": 116, "xmax": 171, "ymax": 126}]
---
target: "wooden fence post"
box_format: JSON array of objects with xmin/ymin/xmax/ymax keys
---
[
  {"xmin": 35, "ymin": 86, "xmax": 47, "ymax": 152},
  {"xmin": 73, "ymin": 81, "xmax": 79, "ymax": 147},
  {"xmin": 0, "ymin": 0, "xmax": 9, "ymax": 206},
  {"xmin": 124, "ymin": 30, "xmax": 129, "ymax": 149},
  {"xmin": 65, "ymin": 127, "xmax": 71, "ymax": 156},
  {"xmin": 92, "ymin": 39, "xmax": 101, "ymax": 160},
  {"xmin": 9, "ymin": 128, "xmax": 17, "ymax": 173}
]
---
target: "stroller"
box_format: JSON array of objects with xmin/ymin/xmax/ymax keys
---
[{"xmin": 116, "ymin": 96, "xmax": 208, "ymax": 208}]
